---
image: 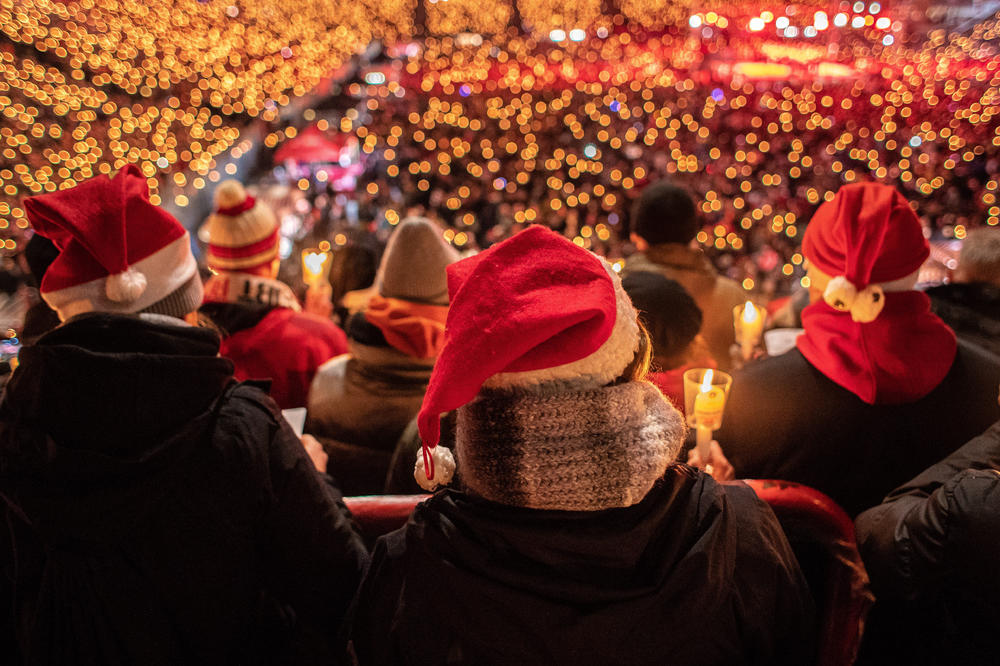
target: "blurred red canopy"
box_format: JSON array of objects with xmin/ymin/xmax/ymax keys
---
[{"xmin": 274, "ymin": 125, "xmax": 345, "ymax": 163}]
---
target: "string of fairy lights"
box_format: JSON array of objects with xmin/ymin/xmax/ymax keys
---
[
  {"xmin": 0, "ymin": 0, "xmax": 408, "ymax": 249},
  {"xmin": 0, "ymin": 0, "xmax": 999, "ymax": 260}
]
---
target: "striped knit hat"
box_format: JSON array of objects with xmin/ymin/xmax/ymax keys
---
[
  {"xmin": 203, "ymin": 180, "xmax": 279, "ymax": 272},
  {"xmin": 415, "ymin": 226, "xmax": 683, "ymax": 506}
]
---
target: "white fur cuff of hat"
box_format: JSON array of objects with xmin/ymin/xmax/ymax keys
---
[{"xmin": 43, "ymin": 232, "xmax": 198, "ymax": 321}]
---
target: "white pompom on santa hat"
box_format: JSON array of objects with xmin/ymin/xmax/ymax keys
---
[{"xmin": 23, "ymin": 164, "xmax": 199, "ymax": 321}]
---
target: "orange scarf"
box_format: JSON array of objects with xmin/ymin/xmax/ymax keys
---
[{"xmin": 365, "ymin": 295, "xmax": 449, "ymax": 359}]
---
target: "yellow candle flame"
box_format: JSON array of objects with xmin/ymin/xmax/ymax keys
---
[
  {"xmin": 700, "ymin": 368, "xmax": 714, "ymax": 393},
  {"xmin": 304, "ymin": 251, "xmax": 328, "ymax": 276},
  {"xmin": 742, "ymin": 300, "xmax": 758, "ymax": 324}
]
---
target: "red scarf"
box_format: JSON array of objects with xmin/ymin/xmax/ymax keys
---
[{"xmin": 797, "ymin": 291, "xmax": 956, "ymax": 405}]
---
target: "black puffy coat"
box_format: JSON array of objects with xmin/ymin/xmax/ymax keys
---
[
  {"xmin": 716, "ymin": 342, "xmax": 1000, "ymax": 517},
  {"xmin": 351, "ymin": 466, "xmax": 815, "ymax": 666},
  {"xmin": 0, "ymin": 313, "xmax": 368, "ymax": 665},
  {"xmin": 854, "ymin": 420, "xmax": 1000, "ymax": 665},
  {"xmin": 927, "ymin": 282, "xmax": 1000, "ymax": 358}
]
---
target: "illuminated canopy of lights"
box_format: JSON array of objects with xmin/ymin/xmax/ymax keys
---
[
  {"xmin": 428, "ymin": 0, "xmax": 512, "ymax": 37},
  {"xmin": 0, "ymin": 0, "xmax": 408, "ymax": 246},
  {"xmin": 516, "ymin": 0, "xmax": 604, "ymax": 35},
  {"xmin": 0, "ymin": 0, "xmax": 998, "ymax": 253}
]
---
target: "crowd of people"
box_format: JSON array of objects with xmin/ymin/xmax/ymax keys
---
[
  {"xmin": 253, "ymin": 19, "xmax": 999, "ymax": 305},
  {"xmin": 2, "ymin": 5, "xmax": 1000, "ymax": 666},
  {"xmin": 2, "ymin": 159, "xmax": 1000, "ymax": 663}
]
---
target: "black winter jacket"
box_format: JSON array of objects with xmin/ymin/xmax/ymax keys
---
[
  {"xmin": 351, "ymin": 466, "xmax": 815, "ymax": 666},
  {"xmin": 716, "ymin": 342, "xmax": 1000, "ymax": 517},
  {"xmin": 0, "ymin": 313, "xmax": 368, "ymax": 665},
  {"xmin": 926, "ymin": 282, "xmax": 1000, "ymax": 358},
  {"xmin": 854, "ymin": 420, "xmax": 1000, "ymax": 665}
]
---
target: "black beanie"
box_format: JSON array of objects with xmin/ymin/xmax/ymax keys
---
[
  {"xmin": 632, "ymin": 181, "xmax": 698, "ymax": 245},
  {"xmin": 24, "ymin": 232, "xmax": 59, "ymax": 288},
  {"xmin": 622, "ymin": 271, "xmax": 702, "ymax": 364}
]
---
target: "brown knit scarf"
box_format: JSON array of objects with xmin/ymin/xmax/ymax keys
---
[{"xmin": 456, "ymin": 380, "xmax": 686, "ymax": 511}]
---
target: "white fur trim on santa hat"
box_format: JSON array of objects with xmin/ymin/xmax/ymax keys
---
[
  {"xmin": 43, "ymin": 232, "xmax": 199, "ymax": 321},
  {"xmin": 483, "ymin": 260, "xmax": 641, "ymax": 391}
]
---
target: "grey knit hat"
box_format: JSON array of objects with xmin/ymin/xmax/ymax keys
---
[
  {"xmin": 457, "ymin": 381, "xmax": 686, "ymax": 511},
  {"xmin": 376, "ymin": 217, "xmax": 460, "ymax": 305},
  {"xmin": 140, "ymin": 273, "xmax": 204, "ymax": 319}
]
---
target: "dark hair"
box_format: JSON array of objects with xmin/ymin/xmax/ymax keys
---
[
  {"xmin": 0, "ymin": 270, "xmax": 18, "ymax": 296},
  {"xmin": 615, "ymin": 320, "xmax": 653, "ymax": 384},
  {"xmin": 328, "ymin": 243, "xmax": 378, "ymax": 304},
  {"xmin": 622, "ymin": 272, "xmax": 702, "ymax": 369},
  {"xmin": 24, "ymin": 233, "xmax": 59, "ymax": 288},
  {"xmin": 631, "ymin": 181, "xmax": 698, "ymax": 245}
]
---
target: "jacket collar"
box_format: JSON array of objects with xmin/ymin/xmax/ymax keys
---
[
  {"xmin": 641, "ymin": 243, "xmax": 716, "ymax": 275},
  {"xmin": 3, "ymin": 313, "xmax": 234, "ymax": 455}
]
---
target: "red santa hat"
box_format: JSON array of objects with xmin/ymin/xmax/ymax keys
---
[
  {"xmin": 24, "ymin": 164, "xmax": 200, "ymax": 321},
  {"xmin": 797, "ymin": 182, "xmax": 955, "ymax": 404},
  {"xmin": 415, "ymin": 225, "xmax": 640, "ymax": 489},
  {"xmin": 802, "ymin": 182, "xmax": 928, "ymax": 323},
  {"xmin": 202, "ymin": 179, "xmax": 279, "ymax": 272}
]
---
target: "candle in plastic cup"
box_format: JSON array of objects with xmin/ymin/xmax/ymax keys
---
[
  {"xmin": 734, "ymin": 301, "xmax": 765, "ymax": 361},
  {"xmin": 694, "ymin": 370, "xmax": 725, "ymax": 462},
  {"xmin": 682, "ymin": 368, "xmax": 733, "ymax": 467}
]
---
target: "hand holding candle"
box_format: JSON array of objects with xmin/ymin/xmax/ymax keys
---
[{"xmin": 683, "ymin": 368, "xmax": 733, "ymax": 470}]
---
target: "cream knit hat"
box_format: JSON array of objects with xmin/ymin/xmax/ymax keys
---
[
  {"xmin": 376, "ymin": 217, "xmax": 460, "ymax": 304},
  {"xmin": 202, "ymin": 180, "xmax": 279, "ymax": 272}
]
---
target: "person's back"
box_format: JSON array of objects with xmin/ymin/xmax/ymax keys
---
[
  {"xmin": 854, "ymin": 420, "xmax": 1000, "ymax": 665},
  {"xmin": 717, "ymin": 341, "xmax": 1000, "ymax": 517},
  {"xmin": 355, "ymin": 471, "xmax": 812, "ymax": 666},
  {"xmin": 714, "ymin": 183, "xmax": 1000, "ymax": 516},
  {"xmin": 350, "ymin": 226, "xmax": 814, "ymax": 665},
  {"xmin": 199, "ymin": 180, "xmax": 347, "ymax": 409},
  {"xmin": 926, "ymin": 227, "xmax": 1000, "ymax": 358},
  {"xmin": 1, "ymin": 316, "xmax": 367, "ymax": 665},
  {"xmin": 307, "ymin": 217, "xmax": 458, "ymax": 494},
  {"xmin": 625, "ymin": 181, "xmax": 745, "ymax": 369},
  {"xmin": 621, "ymin": 271, "xmax": 714, "ymax": 411},
  {"xmin": 0, "ymin": 167, "xmax": 367, "ymax": 664},
  {"xmin": 210, "ymin": 305, "xmax": 347, "ymax": 409}
]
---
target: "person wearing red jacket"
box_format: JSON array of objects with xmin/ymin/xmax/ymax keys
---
[{"xmin": 199, "ymin": 180, "xmax": 347, "ymax": 409}]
